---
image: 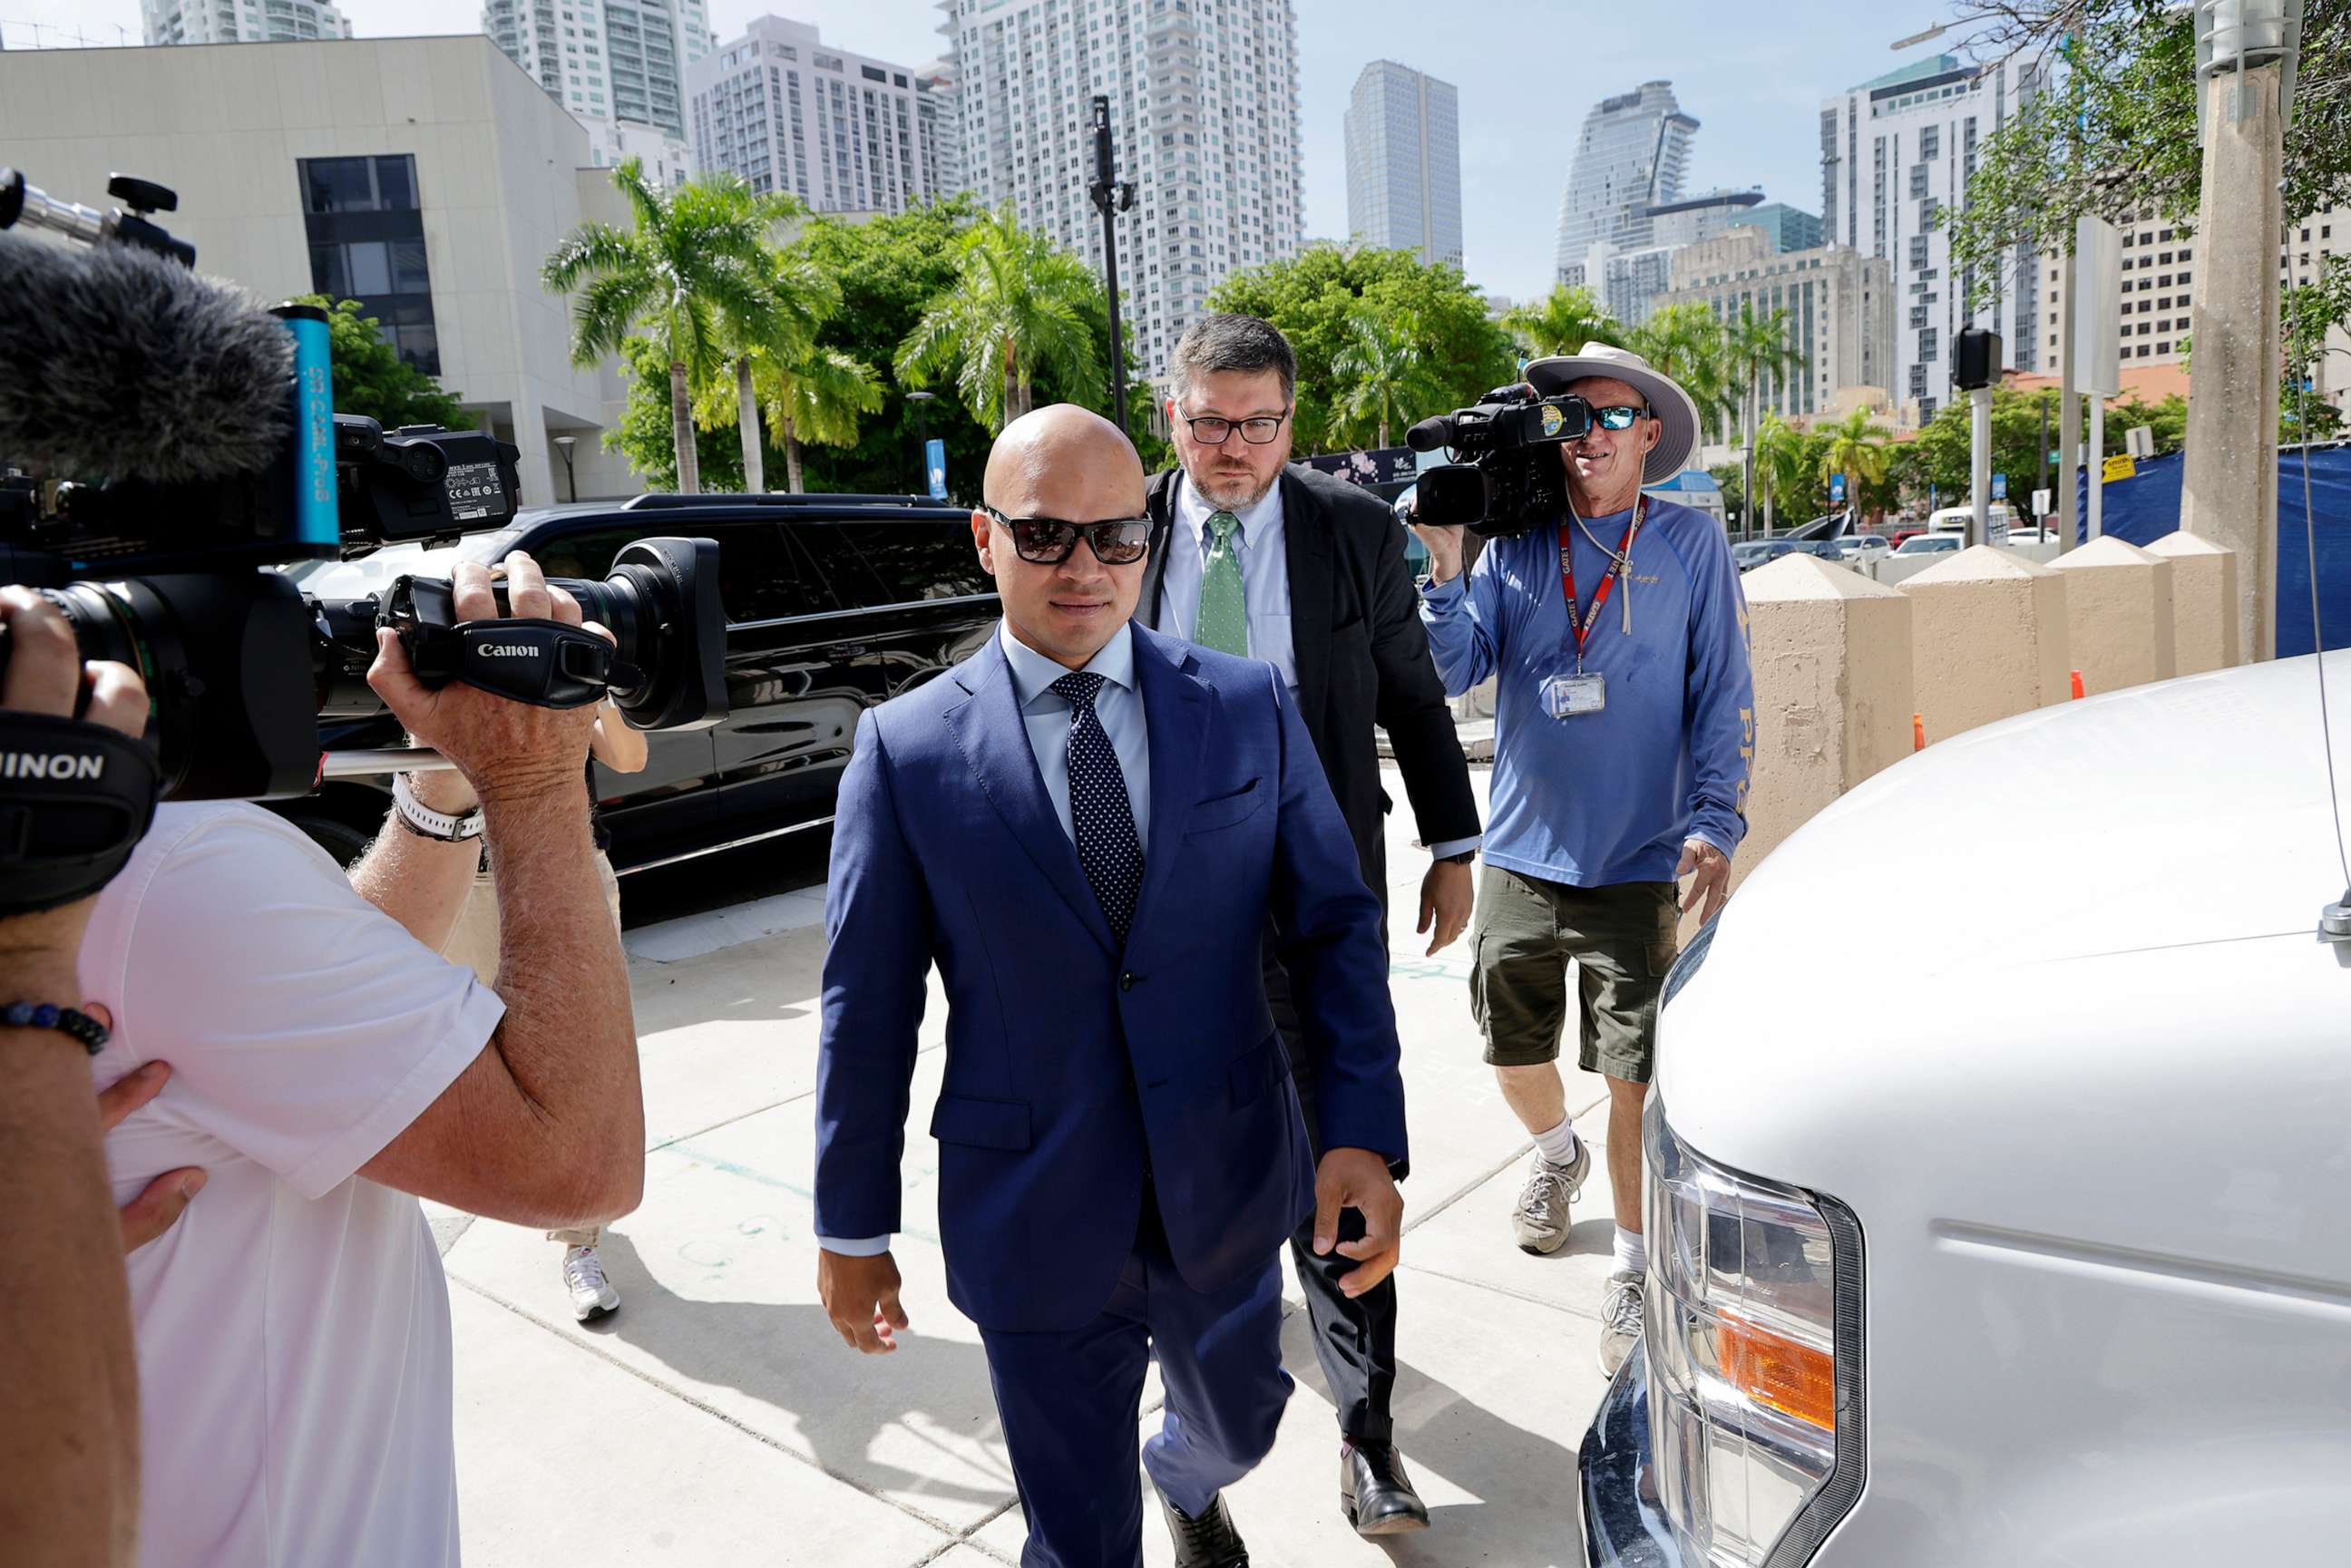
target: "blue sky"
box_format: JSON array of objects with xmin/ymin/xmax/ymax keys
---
[{"xmin": 22, "ymin": 0, "xmax": 1967, "ymax": 301}]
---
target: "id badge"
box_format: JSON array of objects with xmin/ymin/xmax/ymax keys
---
[{"xmin": 1544, "ymin": 672, "xmax": 1606, "ymax": 718}]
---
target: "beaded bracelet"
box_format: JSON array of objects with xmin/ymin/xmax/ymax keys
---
[{"xmin": 2, "ymin": 1002, "xmax": 110, "ymax": 1055}]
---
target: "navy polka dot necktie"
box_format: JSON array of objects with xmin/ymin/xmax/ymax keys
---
[{"xmin": 1050, "ymin": 671, "xmax": 1144, "ymax": 944}]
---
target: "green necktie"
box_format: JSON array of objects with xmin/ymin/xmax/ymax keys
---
[{"xmin": 1195, "ymin": 510, "xmax": 1249, "ymax": 657}]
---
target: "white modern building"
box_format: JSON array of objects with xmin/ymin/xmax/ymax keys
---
[
  {"xmin": 1820, "ymin": 51, "xmax": 2045, "ymax": 422},
  {"xmin": 1343, "ymin": 60, "xmax": 1461, "ymax": 268},
  {"xmin": 940, "ymin": 0, "xmax": 1305, "ymax": 378},
  {"xmin": 483, "ymin": 0, "xmax": 710, "ymax": 180},
  {"xmin": 688, "ymin": 16, "xmax": 953, "ymax": 214},
  {"xmin": 0, "ymin": 36, "xmax": 656, "ymax": 506},
  {"xmin": 913, "ymin": 57, "xmax": 965, "ymax": 201},
  {"xmin": 1555, "ymin": 81, "xmax": 1696, "ymax": 284},
  {"xmin": 141, "ymin": 0, "xmax": 351, "ymax": 45},
  {"xmin": 1654, "ymin": 228, "xmax": 1896, "ymax": 422}
]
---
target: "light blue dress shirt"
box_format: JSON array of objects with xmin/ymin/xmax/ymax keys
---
[
  {"xmin": 1158, "ymin": 473, "xmax": 1299, "ymax": 700},
  {"xmin": 817, "ymin": 620, "xmax": 1153, "ymax": 1260},
  {"xmin": 996, "ymin": 619, "xmax": 1152, "ymax": 850}
]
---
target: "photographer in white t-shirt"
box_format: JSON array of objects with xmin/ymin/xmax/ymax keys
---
[{"xmin": 82, "ymin": 552, "xmax": 645, "ymax": 1568}]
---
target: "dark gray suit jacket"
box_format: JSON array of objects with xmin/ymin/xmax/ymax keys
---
[{"xmin": 1141, "ymin": 463, "xmax": 1481, "ymax": 898}]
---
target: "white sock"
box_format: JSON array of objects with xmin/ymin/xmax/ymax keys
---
[
  {"xmin": 1613, "ymin": 1226, "xmax": 1648, "ymax": 1277},
  {"xmin": 1532, "ymin": 1116, "xmax": 1580, "ymax": 1167}
]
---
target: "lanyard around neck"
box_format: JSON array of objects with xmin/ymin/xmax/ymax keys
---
[{"xmin": 1558, "ymin": 494, "xmax": 1646, "ymax": 664}]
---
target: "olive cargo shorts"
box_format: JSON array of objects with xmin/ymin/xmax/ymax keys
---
[{"xmin": 1468, "ymin": 865, "xmax": 1679, "ymax": 1085}]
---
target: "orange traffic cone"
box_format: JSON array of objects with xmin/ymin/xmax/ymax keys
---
[
  {"xmin": 1914, "ymin": 712, "xmax": 1926, "ymax": 752},
  {"xmin": 2071, "ymin": 669, "xmax": 2086, "ymax": 700}
]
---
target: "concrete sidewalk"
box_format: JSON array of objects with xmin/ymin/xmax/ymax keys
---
[{"xmin": 441, "ymin": 768, "xmax": 1621, "ymax": 1566}]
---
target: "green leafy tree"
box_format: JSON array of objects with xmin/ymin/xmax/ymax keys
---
[
  {"xmin": 1206, "ymin": 246, "xmax": 1517, "ymax": 455},
  {"xmin": 542, "ymin": 159, "xmax": 785, "ymax": 494},
  {"xmin": 1906, "ymin": 385, "xmax": 2071, "ymax": 503},
  {"xmin": 1817, "ymin": 407, "xmax": 1894, "ymax": 521},
  {"xmin": 2284, "ymin": 257, "xmax": 2351, "ymax": 441},
  {"xmin": 609, "ymin": 336, "xmax": 747, "ymax": 492},
  {"xmin": 897, "ymin": 203, "xmax": 1103, "ymax": 434},
  {"xmin": 707, "ymin": 216, "xmax": 825, "ymax": 493},
  {"xmin": 1752, "ymin": 414, "xmax": 1813, "ymax": 532},
  {"xmin": 1500, "ymin": 285, "xmax": 1624, "ymax": 359},
  {"xmin": 1720, "ymin": 302, "xmax": 1810, "ymax": 537},
  {"xmin": 1330, "ymin": 310, "xmax": 1445, "ymax": 450},
  {"xmin": 292, "ymin": 295, "xmax": 471, "ymax": 430},
  {"xmin": 1945, "ymin": 2, "xmax": 2351, "ymax": 305},
  {"xmin": 697, "ymin": 334, "xmax": 886, "ymax": 494}
]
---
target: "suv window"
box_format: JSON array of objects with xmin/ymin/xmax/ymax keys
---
[{"xmin": 793, "ymin": 519, "xmax": 992, "ymax": 609}]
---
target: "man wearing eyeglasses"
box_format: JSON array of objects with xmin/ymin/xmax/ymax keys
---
[
  {"xmin": 1408, "ymin": 343, "xmax": 1753, "ymax": 1379},
  {"xmin": 814, "ymin": 404, "xmax": 1408, "ymax": 1568},
  {"xmin": 1137, "ymin": 313, "xmax": 1480, "ymax": 1538}
]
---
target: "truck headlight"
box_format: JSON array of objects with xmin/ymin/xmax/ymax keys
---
[{"xmin": 1644, "ymin": 1096, "xmax": 1866, "ymax": 1567}]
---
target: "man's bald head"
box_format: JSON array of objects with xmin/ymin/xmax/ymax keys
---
[
  {"xmin": 971, "ymin": 404, "xmax": 1152, "ymax": 671},
  {"xmin": 982, "ymin": 404, "xmax": 1146, "ymax": 518}
]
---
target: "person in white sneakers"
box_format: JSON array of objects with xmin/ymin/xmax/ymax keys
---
[
  {"xmin": 1410, "ymin": 346, "xmax": 1753, "ymax": 1376},
  {"xmin": 439, "ymin": 696, "xmax": 643, "ymax": 1320}
]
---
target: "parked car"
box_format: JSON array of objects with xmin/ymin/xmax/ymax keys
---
[
  {"xmin": 279, "ymin": 493, "xmax": 999, "ymax": 872},
  {"xmin": 1733, "ymin": 539, "xmax": 1847, "ymax": 573},
  {"xmin": 1927, "ymin": 503, "xmax": 2024, "ymax": 536},
  {"xmin": 1888, "ymin": 529, "xmax": 1926, "ymax": 550},
  {"xmin": 1831, "ymin": 534, "xmax": 1890, "ymax": 560},
  {"xmin": 1891, "ymin": 532, "xmax": 1966, "ymax": 557},
  {"xmin": 1581, "ymin": 653, "xmax": 2351, "ymax": 1566}
]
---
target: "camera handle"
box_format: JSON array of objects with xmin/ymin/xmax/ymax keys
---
[{"xmin": 394, "ymin": 618, "xmax": 645, "ymax": 711}]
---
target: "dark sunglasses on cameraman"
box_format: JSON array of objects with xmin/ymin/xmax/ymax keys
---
[
  {"xmin": 984, "ymin": 505, "xmax": 1153, "ymax": 567},
  {"xmin": 1586, "ymin": 404, "xmax": 1651, "ymax": 432}
]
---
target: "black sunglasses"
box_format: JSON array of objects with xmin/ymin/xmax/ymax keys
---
[{"xmin": 984, "ymin": 505, "xmax": 1152, "ymax": 567}]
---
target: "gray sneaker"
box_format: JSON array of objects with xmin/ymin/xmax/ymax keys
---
[
  {"xmin": 1511, "ymin": 1141, "xmax": 1590, "ymax": 1254},
  {"xmin": 1598, "ymin": 1268, "xmax": 1645, "ymax": 1375}
]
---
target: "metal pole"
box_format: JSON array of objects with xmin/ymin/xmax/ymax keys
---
[
  {"xmin": 1970, "ymin": 385, "xmax": 1994, "ymax": 550},
  {"xmin": 1088, "ymin": 96, "xmax": 1134, "ymax": 437},
  {"xmin": 2088, "ymin": 395, "xmax": 2105, "ymax": 540},
  {"xmin": 2037, "ymin": 393, "xmax": 2050, "ymax": 512}
]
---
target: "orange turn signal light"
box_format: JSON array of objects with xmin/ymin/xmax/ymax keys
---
[{"xmin": 1718, "ymin": 1312, "xmax": 1836, "ymax": 1430}]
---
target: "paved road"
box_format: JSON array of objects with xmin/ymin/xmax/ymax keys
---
[{"xmin": 443, "ymin": 766, "xmax": 1620, "ymax": 1566}]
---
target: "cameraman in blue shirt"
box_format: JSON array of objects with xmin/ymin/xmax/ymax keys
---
[{"xmin": 1409, "ymin": 343, "xmax": 1753, "ymax": 1376}]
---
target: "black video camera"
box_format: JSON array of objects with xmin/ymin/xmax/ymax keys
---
[
  {"xmin": 1404, "ymin": 384, "xmax": 1594, "ymax": 537},
  {"xmin": 0, "ymin": 169, "xmax": 728, "ymax": 805}
]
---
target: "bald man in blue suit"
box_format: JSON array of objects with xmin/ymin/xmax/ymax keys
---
[{"xmin": 814, "ymin": 405, "xmax": 1408, "ymax": 1568}]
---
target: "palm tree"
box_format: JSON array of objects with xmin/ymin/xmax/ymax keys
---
[
  {"xmin": 1331, "ymin": 310, "xmax": 1439, "ymax": 450},
  {"xmin": 1628, "ymin": 304, "xmax": 1740, "ymax": 446},
  {"xmin": 1501, "ymin": 285, "xmax": 1623, "ymax": 360},
  {"xmin": 1817, "ymin": 407, "xmax": 1894, "ymax": 523},
  {"xmin": 707, "ymin": 241, "xmax": 836, "ymax": 492},
  {"xmin": 542, "ymin": 160, "xmax": 787, "ymax": 494},
  {"xmin": 896, "ymin": 204, "xmax": 1102, "ymax": 433},
  {"xmin": 759, "ymin": 342, "xmax": 887, "ymax": 494},
  {"xmin": 1723, "ymin": 304, "xmax": 1810, "ymax": 539},
  {"xmin": 1752, "ymin": 413, "xmax": 1811, "ymax": 534}
]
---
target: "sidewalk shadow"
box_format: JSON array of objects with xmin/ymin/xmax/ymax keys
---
[
  {"xmin": 586, "ymin": 1230, "xmax": 1017, "ymax": 1519},
  {"xmin": 1277, "ymin": 1308, "xmax": 1588, "ymax": 1566}
]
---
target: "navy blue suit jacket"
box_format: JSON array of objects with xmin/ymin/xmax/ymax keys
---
[{"xmin": 814, "ymin": 622, "xmax": 1407, "ymax": 1334}]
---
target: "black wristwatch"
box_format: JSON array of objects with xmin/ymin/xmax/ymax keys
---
[{"xmin": 1438, "ymin": 850, "xmax": 1476, "ymax": 866}]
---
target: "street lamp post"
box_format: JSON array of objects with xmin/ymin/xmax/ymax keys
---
[
  {"xmin": 1087, "ymin": 95, "xmax": 1137, "ymax": 435},
  {"xmin": 907, "ymin": 391, "xmax": 939, "ymax": 499},
  {"xmin": 552, "ymin": 434, "xmax": 577, "ymax": 503}
]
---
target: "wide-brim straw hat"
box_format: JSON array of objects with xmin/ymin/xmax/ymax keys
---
[{"xmin": 1521, "ymin": 341, "xmax": 1701, "ymax": 484}]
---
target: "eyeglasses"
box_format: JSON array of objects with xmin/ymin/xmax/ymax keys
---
[
  {"xmin": 983, "ymin": 505, "xmax": 1152, "ymax": 567},
  {"xmin": 1587, "ymin": 404, "xmax": 1652, "ymax": 431},
  {"xmin": 1179, "ymin": 409, "xmax": 1291, "ymax": 446}
]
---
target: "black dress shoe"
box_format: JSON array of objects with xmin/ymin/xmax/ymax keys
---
[
  {"xmin": 1341, "ymin": 1440, "xmax": 1430, "ymax": 1536},
  {"xmin": 1156, "ymin": 1486, "xmax": 1249, "ymax": 1568}
]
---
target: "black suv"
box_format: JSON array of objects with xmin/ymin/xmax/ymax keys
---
[{"xmin": 280, "ymin": 493, "xmax": 999, "ymax": 872}]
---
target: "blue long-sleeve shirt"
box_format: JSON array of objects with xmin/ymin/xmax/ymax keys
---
[{"xmin": 1419, "ymin": 498, "xmax": 1754, "ymax": 888}]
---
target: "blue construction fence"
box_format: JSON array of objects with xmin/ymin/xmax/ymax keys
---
[{"xmin": 2073, "ymin": 442, "xmax": 2351, "ymax": 657}]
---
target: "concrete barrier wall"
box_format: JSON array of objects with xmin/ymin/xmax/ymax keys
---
[
  {"xmin": 2048, "ymin": 536, "xmax": 2177, "ymax": 694},
  {"xmin": 2143, "ymin": 531, "xmax": 2242, "ymax": 675},
  {"xmin": 1899, "ymin": 546, "xmax": 2072, "ymax": 743},
  {"xmin": 1732, "ymin": 555, "xmax": 1915, "ymax": 902}
]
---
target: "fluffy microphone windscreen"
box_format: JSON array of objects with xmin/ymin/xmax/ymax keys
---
[{"xmin": 0, "ymin": 232, "xmax": 293, "ymax": 485}]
